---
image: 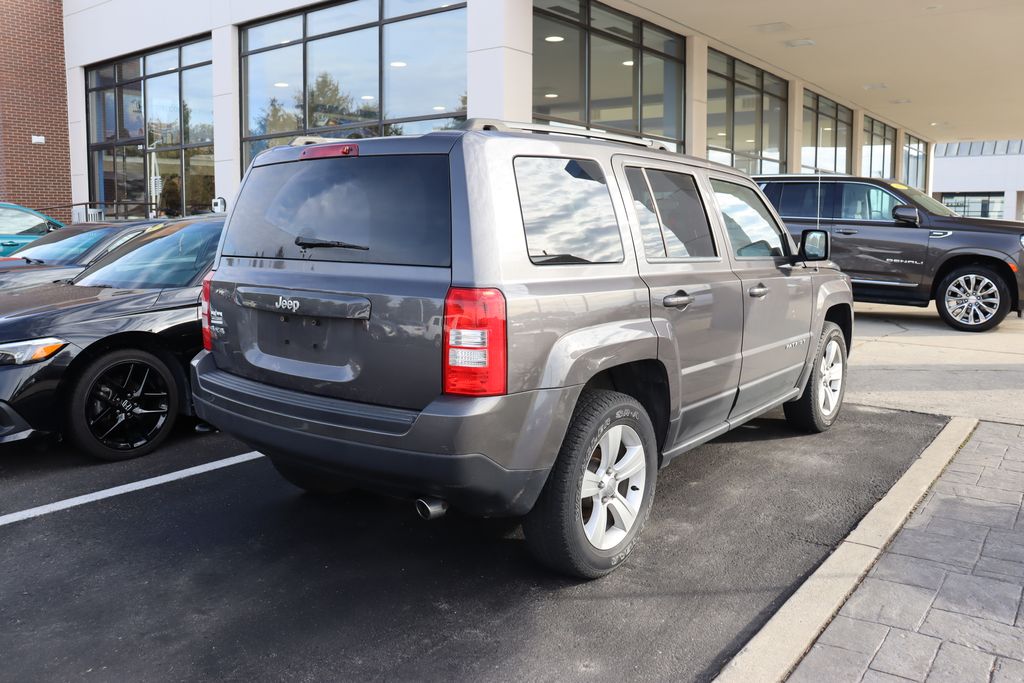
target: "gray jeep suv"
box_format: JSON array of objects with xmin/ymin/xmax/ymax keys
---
[
  {"xmin": 756, "ymin": 175, "xmax": 1024, "ymax": 332},
  {"xmin": 192, "ymin": 121, "xmax": 854, "ymax": 578}
]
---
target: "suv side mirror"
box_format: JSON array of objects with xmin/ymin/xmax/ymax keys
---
[
  {"xmin": 799, "ymin": 229, "xmax": 830, "ymax": 262},
  {"xmin": 892, "ymin": 205, "xmax": 920, "ymax": 225}
]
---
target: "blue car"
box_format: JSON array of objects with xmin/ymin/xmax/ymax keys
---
[{"xmin": 0, "ymin": 203, "xmax": 64, "ymax": 255}]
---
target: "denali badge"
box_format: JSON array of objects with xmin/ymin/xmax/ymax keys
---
[{"xmin": 275, "ymin": 296, "xmax": 301, "ymax": 313}]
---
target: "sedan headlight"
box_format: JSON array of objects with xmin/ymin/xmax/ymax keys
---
[{"xmin": 0, "ymin": 338, "xmax": 67, "ymax": 365}]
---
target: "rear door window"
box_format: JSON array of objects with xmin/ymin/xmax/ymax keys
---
[
  {"xmin": 222, "ymin": 155, "xmax": 451, "ymax": 267},
  {"xmin": 625, "ymin": 167, "xmax": 717, "ymax": 260},
  {"xmin": 514, "ymin": 157, "xmax": 624, "ymax": 265},
  {"xmin": 778, "ymin": 182, "xmax": 835, "ymax": 219},
  {"xmin": 838, "ymin": 183, "xmax": 901, "ymax": 222}
]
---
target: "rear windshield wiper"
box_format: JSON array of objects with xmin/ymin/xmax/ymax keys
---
[{"xmin": 294, "ymin": 236, "xmax": 369, "ymax": 251}]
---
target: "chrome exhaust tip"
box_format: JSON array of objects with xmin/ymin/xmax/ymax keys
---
[{"xmin": 415, "ymin": 497, "xmax": 448, "ymax": 520}]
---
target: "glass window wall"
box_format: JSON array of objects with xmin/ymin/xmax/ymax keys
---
[
  {"xmin": 862, "ymin": 116, "xmax": 897, "ymax": 179},
  {"xmin": 706, "ymin": 50, "xmax": 787, "ymax": 174},
  {"xmin": 801, "ymin": 91, "xmax": 852, "ymax": 174},
  {"xmin": 241, "ymin": 2, "xmax": 467, "ymax": 168},
  {"xmin": 87, "ymin": 37, "xmax": 213, "ymax": 219},
  {"xmin": 903, "ymin": 133, "xmax": 928, "ymax": 190},
  {"xmin": 532, "ymin": 1, "xmax": 685, "ymax": 151}
]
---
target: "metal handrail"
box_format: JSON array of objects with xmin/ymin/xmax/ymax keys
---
[{"xmin": 459, "ymin": 118, "xmax": 673, "ymax": 151}]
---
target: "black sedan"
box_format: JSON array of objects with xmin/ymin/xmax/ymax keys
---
[
  {"xmin": 0, "ymin": 215, "xmax": 224, "ymax": 460},
  {"xmin": 0, "ymin": 219, "xmax": 166, "ymax": 292}
]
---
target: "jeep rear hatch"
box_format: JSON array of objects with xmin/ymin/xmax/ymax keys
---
[{"xmin": 209, "ymin": 151, "xmax": 452, "ymax": 411}]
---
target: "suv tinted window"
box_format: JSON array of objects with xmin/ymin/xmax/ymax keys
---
[
  {"xmin": 625, "ymin": 167, "xmax": 715, "ymax": 259},
  {"xmin": 222, "ymin": 155, "xmax": 451, "ymax": 267},
  {"xmin": 514, "ymin": 157, "xmax": 624, "ymax": 265},
  {"xmin": 778, "ymin": 182, "xmax": 834, "ymax": 219},
  {"xmin": 710, "ymin": 179, "xmax": 787, "ymax": 258},
  {"xmin": 838, "ymin": 183, "xmax": 900, "ymax": 221}
]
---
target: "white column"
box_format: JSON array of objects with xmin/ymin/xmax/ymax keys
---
[
  {"xmin": 211, "ymin": 24, "xmax": 241, "ymax": 209},
  {"xmin": 684, "ymin": 35, "xmax": 708, "ymax": 158},
  {"xmin": 851, "ymin": 109, "xmax": 866, "ymax": 176},
  {"xmin": 466, "ymin": 0, "xmax": 533, "ymax": 121},
  {"xmin": 66, "ymin": 66, "xmax": 89, "ymax": 222},
  {"xmin": 787, "ymin": 80, "xmax": 804, "ymax": 173},
  {"xmin": 925, "ymin": 141, "xmax": 936, "ymax": 194},
  {"xmin": 894, "ymin": 128, "xmax": 907, "ymax": 183}
]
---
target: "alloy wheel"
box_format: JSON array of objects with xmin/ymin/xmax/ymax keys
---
[
  {"xmin": 945, "ymin": 274, "xmax": 1000, "ymax": 326},
  {"xmin": 819, "ymin": 339, "xmax": 843, "ymax": 417},
  {"xmin": 580, "ymin": 424, "xmax": 647, "ymax": 550},
  {"xmin": 85, "ymin": 360, "xmax": 171, "ymax": 451}
]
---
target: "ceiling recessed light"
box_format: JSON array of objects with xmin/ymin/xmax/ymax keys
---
[
  {"xmin": 745, "ymin": 139, "xmax": 755, "ymax": 143},
  {"xmin": 930, "ymin": 122, "xmax": 938, "ymax": 126},
  {"xmin": 752, "ymin": 22, "xmax": 792, "ymax": 33},
  {"xmin": 822, "ymin": 127, "xmax": 832, "ymax": 131},
  {"xmin": 545, "ymin": 93, "xmax": 559, "ymax": 99},
  {"xmin": 784, "ymin": 38, "xmax": 815, "ymax": 48},
  {"xmin": 862, "ymin": 83, "xmax": 888, "ymax": 91},
  {"xmin": 433, "ymin": 106, "xmax": 446, "ymax": 111},
  {"xmin": 544, "ymin": 35, "xmax": 565, "ymax": 42},
  {"xmin": 389, "ymin": 61, "xmax": 407, "ymax": 68},
  {"xmin": 273, "ymin": 82, "xmax": 289, "ymax": 88},
  {"xmin": 622, "ymin": 60, "xmax": 634, "ymax": 66},
  {"xmin": 716, "ymin": 132, "xmax": 727, "ymax": 137}
]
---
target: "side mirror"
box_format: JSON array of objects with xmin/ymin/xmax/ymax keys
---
[
  {"xmin": 892, "ymin": 205, "xmax": 920, "ymax": 225},
  {"xmin": 799, "ymin": 229, "xmax": 830, "ymax": 262},
  {"xmin": 47, "ymin": 222, "xmax": 60, "ymax": 232}
]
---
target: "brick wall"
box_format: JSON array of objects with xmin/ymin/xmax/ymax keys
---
[{"xmin": 0, "ymin": 0, "xmax": 72, "ymax": 223}]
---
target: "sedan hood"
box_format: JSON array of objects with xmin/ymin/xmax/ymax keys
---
[
  {"xmin": 0, "ymin": 283, "xmax": 160, "ymax": 342},
  {"xmin": 0, "ymin": 265, "xmax": 84, "ymax": 292}
]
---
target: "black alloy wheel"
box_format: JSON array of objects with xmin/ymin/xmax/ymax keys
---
[{"xmin": 68, "ymin": 349, "xmax": 180, "ymax": 460}]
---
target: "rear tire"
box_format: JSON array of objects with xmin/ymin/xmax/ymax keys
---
[
  {"xmin": 270, "ymin": 459, "xmax": 353, "ymax": 496},
  {"xmin": 784, "ymin": 321, "xmax": 847, "ymax": 433},
  {"xmin": 67, "ymin": 348, "xmax": 180, "ymax": 461},
  {"xmin": 935, "ymin": 265, "xmax": 1010, "ymax": 332},
  {"xmin": 523, "ymin": 390, "xmax": 658, "ymax": 579}
]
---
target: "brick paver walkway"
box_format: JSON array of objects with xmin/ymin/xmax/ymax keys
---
[{"xmin": 790, "ymin": 421, "xmax": 1024, "ymax": 682}]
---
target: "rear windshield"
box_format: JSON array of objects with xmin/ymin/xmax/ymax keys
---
[{"xmin": 222, "ymin": 154, "xmax": 452, "ymax": 267}]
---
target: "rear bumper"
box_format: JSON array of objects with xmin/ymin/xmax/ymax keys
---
[{"xmin": 190, "ymin": 351, "xmax": 581, "ymax": 516}]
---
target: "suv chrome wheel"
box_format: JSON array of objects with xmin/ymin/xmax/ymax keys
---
[
  {"xmin": 819, "ymin": 339, "xmax": 844, "ymax": 417},
  {"xmin": 580, "ymin": 424, "xmax": 647, "ymax": 550},
  {"xmin": 945, "ymin": 274, "xmax": 1000, "ymax": 326}
]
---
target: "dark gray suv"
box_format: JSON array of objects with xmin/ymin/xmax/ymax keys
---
[
  {"xmin": 757, "ymin": 175, "xmax": 1024, "ymax": 331},
  {"xmin": 192, "ymin": 121, "xmax": 854, "ymax": 578}
]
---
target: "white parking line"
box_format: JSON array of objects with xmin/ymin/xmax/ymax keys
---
[{"xmin": 0, "ymin": 451, "xmax": 264, "ymax": 528}]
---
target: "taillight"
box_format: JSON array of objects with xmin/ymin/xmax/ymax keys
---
[
  {"xmin": 443, "ymin": 288, "xmax": 507, "ymax": 396},
  {"xmin": 201, "ymin": 270, "xmax": 214, "ymax": 351}
]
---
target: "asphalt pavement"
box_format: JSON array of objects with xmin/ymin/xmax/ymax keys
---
[{"xmin": 0, "ymin": 404, "xmax": 945, "ymax": 681}]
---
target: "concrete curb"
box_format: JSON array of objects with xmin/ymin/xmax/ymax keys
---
[{"xmin": 714, "ymin": 416, "xmax": 978, "ymax": 683}]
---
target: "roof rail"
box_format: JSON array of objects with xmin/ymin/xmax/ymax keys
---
[{"xmin": 460, "ymin": 118, "xmax": 673, "ymax": 151}]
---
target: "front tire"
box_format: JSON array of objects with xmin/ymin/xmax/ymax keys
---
[
  {"xmin": 523, "ymin": 390, "xmax": 658, "ymax": 579},
  {"xmin": 935, "ymin": 265, "xmax": 1011, "ymax": 332},
  {"xmin": 784, "ymin": 321, "xmax": 847, "ymax": 433},
  {"xmin": 67, "ymin": 348, "xmax": 180, "ymax": 461}
]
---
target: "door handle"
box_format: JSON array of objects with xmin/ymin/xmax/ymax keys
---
[
  {"xmin": 663, "ymin": 291, "xmax": 695, "ymax": 309},
  {"xmin": 835, "ymin": 228, "xmax": 859, "ymax": 235},
  {"xmin": 748, "ymin": 284, "xmax": 769, "ymax": 298}
]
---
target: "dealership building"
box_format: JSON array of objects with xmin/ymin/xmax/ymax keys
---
[{"xmin": 1, "ymin": 0, "xmax": 1019, "ymax": 221}]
